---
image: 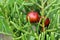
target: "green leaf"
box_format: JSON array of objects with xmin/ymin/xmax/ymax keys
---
[
  {"xmin": 41, "ymin": 32, "xmax": 45, "ymax": 40},
  {"xmin": 50, "ymin": 32, "xmax": 55, "ymax": 40},
  {"xmin": 29, "ymin": 36, "xmax": 35, "ymax": 40},
  {"xmin": 0, "ymin": 17, "xmax": 12, "ymax": 35}
]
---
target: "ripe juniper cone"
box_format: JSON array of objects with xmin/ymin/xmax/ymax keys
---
[
  {"xmin": 39, "ymin": 16, "xmax": 50, "ymax": 27},
  {"xmin": 44, "ymin": 18, "xmax": 50, "ymax": 27},
  {"xmin": 38, "ymin": 17, "xmax": 50, "ymax": 32},
  {"xmin": 26, "ymin": 11, "xmax": 40, "ymax": 23}
]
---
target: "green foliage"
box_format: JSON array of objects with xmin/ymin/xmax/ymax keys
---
[
  {"xmin": 0, "ymin": 0, "xmax": 60, "ymax": 40},
  {"xmin": 0, "ymin": 15, "xmax": 12, "ymax": 35}
]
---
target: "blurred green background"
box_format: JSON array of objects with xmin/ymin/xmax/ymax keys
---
[{"xmin": 0, "ymin": 0, "xmax": 60, "ymax": 40}]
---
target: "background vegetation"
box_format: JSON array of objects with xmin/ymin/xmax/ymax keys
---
[{"xmin": 0, "ymin": 0, "xmax": 60, "ymax": 40}]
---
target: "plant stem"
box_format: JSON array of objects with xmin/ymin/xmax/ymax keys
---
[{"xmin": 41, "ymin": 0, "xmax": 45, "ymax": 32}]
